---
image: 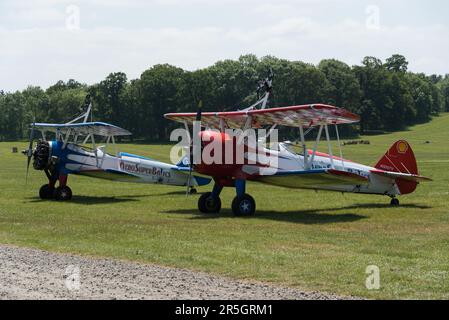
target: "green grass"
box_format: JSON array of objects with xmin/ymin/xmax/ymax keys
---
[{"xmin": 1, "ymin": 114, "xmax": 449, "ymax": 299}]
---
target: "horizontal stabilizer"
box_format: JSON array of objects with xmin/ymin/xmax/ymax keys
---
[{"xmin": 370, "ymin": 169, "xmax": 432, "ymax": 183}]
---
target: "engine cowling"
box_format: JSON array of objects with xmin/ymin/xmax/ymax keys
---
[{"xmin": 33, "ymin": 141, "xmax": 50, "ymax": 170}]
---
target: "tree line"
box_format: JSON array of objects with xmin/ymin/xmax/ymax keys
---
[{"xmin": 1, "ymin": 54, "xmax": 448, "ymax": 141}]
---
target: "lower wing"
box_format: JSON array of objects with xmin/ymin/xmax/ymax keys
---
[
  {"xmin": 243, "ymin": 166, "xmax": 368, "ymax": 189},
  {"xmin": 171, "ymin": 166, "xmax": 211, "ymax": 186}
]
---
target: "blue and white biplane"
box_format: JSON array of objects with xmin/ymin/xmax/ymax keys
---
[{"xmin": 24, "ymin": 98, "xmax": 210, "ymax": 200}]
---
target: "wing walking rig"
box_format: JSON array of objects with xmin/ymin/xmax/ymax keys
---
[{"xmin": 164, "ymin": 74, "xmax": 431, "ymax": 216}]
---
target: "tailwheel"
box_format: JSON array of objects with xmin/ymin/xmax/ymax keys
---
[
  {"xmin": 198, "ymin": 192, "xmax": 221, "ymax": 213},
  {"xmin": 390, "ymin": 198, "xmax": 400, "ymax": 206},
  {"xmin": 232, "ymin": 194, "xmax": 256, "ymax": 216},
  {"xmin": 54, "ymin": 186, "xmax": 72, "ymax": 201},
  {"xmin": 39, "ymin": 184, "xmax": 54, "ymax": 200}
]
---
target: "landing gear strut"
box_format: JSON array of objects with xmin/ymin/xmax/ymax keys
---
[
  {"xmin": 54, "ymin": 174, "xmax": 72, "ymax": 201},
  {"xmin": 197, "ymin": 179, "xmax": 257, "ymax": 216},
  {"xmin": 231, "ymin": 180, "xmax": 255, "ymax": 216}
]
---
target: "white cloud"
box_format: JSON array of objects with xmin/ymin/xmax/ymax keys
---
[{"xmin": 0, "ymin": 0, "xmax": 448, "ymax": 91}]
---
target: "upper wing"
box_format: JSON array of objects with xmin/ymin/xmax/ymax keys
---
[
  {"xmin": 242, "ymin": 166, "xmax": 368, "ymax": 189},
  {"xmin": 32, "ymin": 122, "xmax": 132, "ymax": 137},
  {"xmin": 165, "ymin": 104, "xmax": 360, "ymax": 129}
]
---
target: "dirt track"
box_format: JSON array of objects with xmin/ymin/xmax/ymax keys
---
[{"xmin": 0, "ymin": 245, "xmax": 355, "ymax": 300}]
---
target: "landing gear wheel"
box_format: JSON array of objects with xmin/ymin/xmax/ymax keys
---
[
  {"xmin": 54, "ymin": 186, "xmax": 72, "ymax": 201},
  {"xmin": 39, "ymin": 184, "xmax": 54, "ymax": 199},
  {"xmin": 232, "ymin": 194, "xmax": 256, "ymax": 216},
  {"xmin": 198, "ymin": 192, "xmax": 221, "ymax": 213},
  {"xmin": 189, "ymin": 188, "xmax": 198, "ymax": 195},
  {"xmin": 390, "ymin": 198, "xmax": 400, "ymax": 206}
]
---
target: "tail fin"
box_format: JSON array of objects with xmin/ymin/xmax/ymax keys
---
[
  {"xmin": 375, "ymin": 140, "xmax": 418, "ymax": 174},
  {"xmin": 375, "ymin": 140, "xmax": 419, "ymax": 195}
]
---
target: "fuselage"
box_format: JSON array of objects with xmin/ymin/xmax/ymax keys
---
[
  {"xmin": 193, "ymin": 136, "xmax": 404, "ymax": 196},
  {"xmin": 260, "ymin": 144, "xmax": 401, "ymax": 196},
  {"xmin": 46, "ymin": 140, "xmax": 209, "ymax": 187}
]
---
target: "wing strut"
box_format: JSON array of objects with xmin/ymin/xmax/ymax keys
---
[
  {"xmin": 324, "ymin": 125, "xmax": 335, "ymax": 169},
  {"xmin": 91, "ymin": 134, "xmax": 98, "ymax": 167},
  {"xmin": 298, "ymin": 123, "xmax": 307, "ymax": 169},
  {"xmin": 111, "ymin": 135, "xmax": 118, "ymax": 157},
  {"xmin": 335, "ymin": 124, "xmax": 345, "ymax": 169},
  {"xmin": 309, "ymin": 125, "xmax": 324, "ymax": 168}
]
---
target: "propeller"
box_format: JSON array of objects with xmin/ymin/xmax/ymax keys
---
[
  {"xmin": 24, "ymin": 119, "xmax": 36, "ymax": 185},
  {"xmin": 186, "ymin": 100, "xmax": 203, "ymax": 196}
]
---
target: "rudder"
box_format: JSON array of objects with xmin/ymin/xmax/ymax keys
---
[
  {"xmin": 375, "ymin": 140, "xmax": 418, "ymax": 195},
  {"xmin": 375, "ymin": 140, "xmax": 418, "ymax": 174}
]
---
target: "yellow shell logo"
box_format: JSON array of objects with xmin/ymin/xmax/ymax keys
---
[{"xmin": 397, "ymin": 141, "xmax": 409, "ymax": 154}]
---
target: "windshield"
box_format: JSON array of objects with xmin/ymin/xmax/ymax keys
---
[{"xmin": 279, "ymin": 142, "xmax": 305, "ymax": 156}]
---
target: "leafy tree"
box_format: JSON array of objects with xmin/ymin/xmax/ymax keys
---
[
  {"xmin": 437, "ymin": 76, "xmax": 449, "ymax": 111},
  {"xmin": 318, "ymin": 59, "xmax": 362, "ymax": 111},
  {"xmin": 0, "ymin": 91, "xmax": 26, "ymax": 140},
  {"xmin": 136, "ymin": 64, "xmax": 186, "ymax": 140},
  {"xmin": 47, "ymin": 88, "xmax": 86, "ymax": 123},
  {"xmin": 47, "ymin": 79, "xmax": 85, "ymax": 95},
  {"xmin": 362, "ymin": 56, "xmax": 383, "ymax": 69},
  {"xmin": 385, "ymin": 54, "xmax": 409, "ymax": 73},
  {"xmin": 0, "ymin": 54, "xmax": 445, "ymax": 142},
  {"xmin": 89, "ymin": 72, "xmax": 128, "ymax": 126}
]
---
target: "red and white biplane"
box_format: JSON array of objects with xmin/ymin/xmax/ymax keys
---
[{"xmin": 165, "ymin": 76, "xmax": 431, "ymax": 216}]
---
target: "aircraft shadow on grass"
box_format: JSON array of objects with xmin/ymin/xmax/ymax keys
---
[
  {"xmin": 25, "ymin": 194, "xmax": 144, "ymax": 205},
  {"xmin": 24, "ymin": 190, "xmax": 195, "ymax": 205},
  {"xmin": 342, "ymin": 203, "xmax": 432, "ymax": 210},
  {"xmin": 163, "ymin": 202, "xmax": 432, "ymax": 225}
]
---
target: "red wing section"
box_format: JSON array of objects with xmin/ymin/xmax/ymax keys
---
[
  {"xmin": 249, "ymin": 105, "xmax": 360, "ymax": 128},
  {"xmin": 165, "ymin": 111, "xmax": 247, "ymax": 129},
  {"xmin": 372, "ymin": 140, "xmax": 432, "ymax": 195},
  {"xmin": 164, "ymin": 104, "xmax": 360, "ymax": 129}
]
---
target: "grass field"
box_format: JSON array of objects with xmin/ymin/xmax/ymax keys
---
[{"xmin": 1, "ymin": 114, "xmax": 449, "ymax": 299}]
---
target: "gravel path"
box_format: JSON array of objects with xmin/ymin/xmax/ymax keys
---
[{"xmin": 0, "ymin": 245, "xmax": 354, "ymax": 300}]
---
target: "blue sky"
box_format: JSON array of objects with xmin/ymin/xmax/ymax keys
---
[{"xmin": 1, "ymin": 0, "xmax": 448, "ymax": 92}]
